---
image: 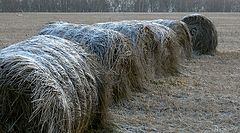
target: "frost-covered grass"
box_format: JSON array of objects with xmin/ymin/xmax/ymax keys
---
[{"xmin": 0, "ymin": 12, "xmax": 240, "ymax": 132}]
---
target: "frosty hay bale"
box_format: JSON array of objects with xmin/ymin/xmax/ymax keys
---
[
  {"xmin": 0, "ymin": 35, "xmax": 109, "ymax": 132},
  {"xmin": 149, "ymin": 19, "xmax": 192, "ymax": 59},
  {"xmin": 39, "ymin": 22, "xmax": 145, "ymax": 101},
  {"xmin": 94, "ymin": 21, "xmax": 181, "ymax": 79},
  {"xmin": 181, "ymin": 14, "xmax": 218, "ymax": 55}
]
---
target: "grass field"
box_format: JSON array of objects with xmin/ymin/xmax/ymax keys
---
[{"xmin": 0, "ymin": 12, "xmax": 240, "ymax": 132}]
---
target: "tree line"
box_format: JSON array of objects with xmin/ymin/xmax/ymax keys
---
[{"xmin": 0, "ymin": 0, "xmax": 240, "ymax": 12}]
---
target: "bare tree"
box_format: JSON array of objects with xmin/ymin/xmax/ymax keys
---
[{"xmin": 0, "ymin": 0, "xmax": 239, "ymax": 12}]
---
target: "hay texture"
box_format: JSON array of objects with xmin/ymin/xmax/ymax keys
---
[
  {"xmin": 181, "ymin": 14, "xmax": 218, "ymax": 55},
  {"xmin": 38, "ymin": 22, "xmax": 145, "ymax": 101},
  {"xmin": 148, "ymin": 19, "xmax": 192, "ymax": 59},
  {"xmin": 0, "ymin": 35, "xmax": 108, "ymax": 132},
  {"xmin": 94, "ymin": 21, "xmax": 181, "ymax": 79}
]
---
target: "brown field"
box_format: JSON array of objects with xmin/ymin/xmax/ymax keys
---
[{"xmin": 0, "ymin": 13, "xmax": 240, "ymax": 132}]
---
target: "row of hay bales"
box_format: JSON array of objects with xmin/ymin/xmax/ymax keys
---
[
  {"xmin": 0, "ymin": 14, "xmax": 218, "ymax": 132},
  {"xmin": 39, "ymin": 21, "xmax": 181, "ymax": 79}
]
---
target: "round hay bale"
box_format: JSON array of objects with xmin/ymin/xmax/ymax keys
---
[
  {"xmin": 94, "ymin": 21, "xmax": 181, "ymax": 79},
  {"xmin": 149, "ymin": 19, "xmax": 192, "ymax": 59},
  {"xmin": 39, "ymin": 22, "xmax": 145, "ymax": 102},
  {"xmin": 181, "ymin": 14, "xmax": 218, "ymax": 55},
  {"xmin": 0, "ymin": 35, "xmax": 109, "ymax": 132}
]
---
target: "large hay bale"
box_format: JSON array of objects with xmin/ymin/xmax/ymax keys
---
[
  {"xmin": 0, "ymin": 35, "xmax": 109, "ymax": 132},
  {"xmin": 94, "ymin": 21, "xmax": 181, "ymax": 79},
  {"xmin": 181, "ymin": 14, "xmax": 218, "ymax": 55},
  {"xmin": 39, "ymin": 22, "xmax": 145, "ymax": 102},
  {"xmin": 148, "ymin": 19, "xmax": 192, "ymax": 59}
]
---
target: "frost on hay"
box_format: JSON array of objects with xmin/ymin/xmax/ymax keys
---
[
  {"xmin": 94, "ymin": 20, "xmax": 181, "ymax": 79},
  {"xmin": 0, "ymin": 35, "xmax": 109, "ymax": 133},
  {"xmin": 39, "ymin": 22, "xmax": 145, "ymax": 101},
  {"xmin": 148, "ymin": 19, "xmax": 192, "ymax": 59},
  {"xmin": 181, "ymin": 14, "xmax": 218, "ymax": 55}
]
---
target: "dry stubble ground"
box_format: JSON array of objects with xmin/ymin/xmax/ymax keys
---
[{"xmin": 0, "ymin": 13, "xmax": 239, "ymax": 132}]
